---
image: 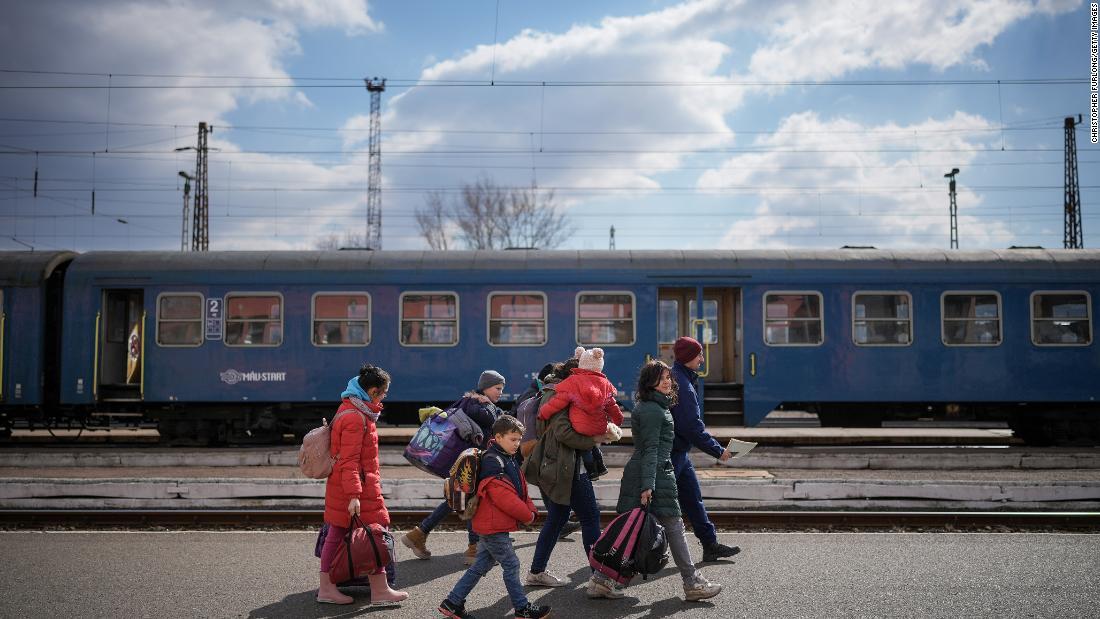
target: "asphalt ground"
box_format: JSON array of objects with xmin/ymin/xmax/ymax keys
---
[{"xmin": 0, "ymin": 530, "xmax": 1096, "ymax": 618}]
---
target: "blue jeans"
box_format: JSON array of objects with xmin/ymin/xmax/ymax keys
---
[
  {"xmin": 446, "ymin": 532, "xmax": 528, "ymax": 612},
  {"xmin": 671, "ymin": 450, "xmax": 716, "ymax": 547},
  {"xmin": 529, "ymin": 469, "xmax": 601, "ymax": 574},
  {"xmin": 421, "ymin": 500, "xmax": 479, "ymax": 545}
]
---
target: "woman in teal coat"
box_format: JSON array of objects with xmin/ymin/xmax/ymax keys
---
[{"xmin": 594, "ymin": 360, "xmax": 723, "ymax": 602}]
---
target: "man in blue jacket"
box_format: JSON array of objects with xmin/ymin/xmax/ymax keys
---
[{"xmin": 669, "ymin": 336, "xmax": 741, "ymax": 562}]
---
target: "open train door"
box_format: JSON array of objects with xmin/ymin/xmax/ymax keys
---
[
  {"xmin": 657, "ymin": 287, "xmax": 743, "ymax": 425},
  {"xmin": 98, "ymin": 289, "xmax": 144, "ymax": 402}
]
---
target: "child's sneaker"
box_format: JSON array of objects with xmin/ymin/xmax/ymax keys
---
[
  {"xmin": 683, "ymin": 576, "xmax": 722, "ymax": 602},
  {"xmin": 439, "ymin": 598, "xmax": 475, "ymax": 618},
  {"xmin": 514, "ymin": 602, "xmax": 551, "ymax": 618}
]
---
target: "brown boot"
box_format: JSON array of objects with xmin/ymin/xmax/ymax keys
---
[
  {"xmin": 401, "ymin": 526, "xmax": 431, "ymax": 560},
  {"xmin": 463, "ymin": 543, "xmax": 478, "ymax": 565}
]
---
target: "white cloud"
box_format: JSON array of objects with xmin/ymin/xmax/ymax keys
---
[
  {"xmin": 0, "ymin": 0, "xmax": 380, "ymax": 250},
  {"xmin": 375, "ymin": 0, "xmax": 1076, "ymax": 248},
  {"xmin": 267, "ymin": 0, "xmax": 381, "ymax": 34},
  {"xmin": 740, "ymin": 0, "xmax": 1080, "ymax": 81},
  {"xmin": 705, "ymin": 111, "xmax": 1016, "ymax": 249},
  {"xmin": 0, "ymin": 0, "xmax": 1076, "ymax": 251}
]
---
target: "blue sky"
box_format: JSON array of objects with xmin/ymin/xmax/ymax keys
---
[{"xmin": 0, "ymin": 0, "xmax": 1093, "ymax": 251}]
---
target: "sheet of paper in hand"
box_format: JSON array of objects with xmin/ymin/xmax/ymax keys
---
[{"xmin": 723, "ymin": 437, "xmax": 758, "ymax": 461}]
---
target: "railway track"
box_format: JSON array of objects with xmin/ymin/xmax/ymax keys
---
[{"xmin": 2, "ymin": 509, "xmax": 1097, "ymax": 530}]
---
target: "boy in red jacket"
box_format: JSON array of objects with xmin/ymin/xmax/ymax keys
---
[{"xmin": 438, "ymin": 416, "xmax": 551, "ymax": 619}]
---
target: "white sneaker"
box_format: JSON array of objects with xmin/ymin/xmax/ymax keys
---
[
  {"xmin": 525, "ymin": 571, "xmax": 567, "ymax": 587},
  {"xmin": 586, "ymin": 575, "xmax": 625, "ymax": 599},
  {"xmin": 684, "ymin": 576, "xmax": 722, "ymax": 602}
]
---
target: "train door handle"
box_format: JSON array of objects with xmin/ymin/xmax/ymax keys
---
[{"xmin": 750, "ymin": 353, "xmax": 756, "ymax": 377}]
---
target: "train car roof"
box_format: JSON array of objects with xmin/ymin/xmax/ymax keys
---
[
  {"xmin": 0, "ymin": 251, "xmax": 77, "ymax": 286},
  {"xmin": 67, "ymin": 248, "xmax": 1100, "ymax": 273}
]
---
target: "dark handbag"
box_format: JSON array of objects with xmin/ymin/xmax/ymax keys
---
[{"xmin": 318, "ymin": 517, "xmax": 396, "ymax": 585}]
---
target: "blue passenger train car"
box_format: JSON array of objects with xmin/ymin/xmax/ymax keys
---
[
  {"xmin": 0, "ymin": 251, "xmax": 74, "ymax": 428},
  {"xmin": 10, "ymin": 248, "xmax": 1100, "ymax": 445}
]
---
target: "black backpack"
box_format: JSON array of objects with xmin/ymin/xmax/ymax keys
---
[
  {"xmin": 589, "ymin": 504, "xmax": 668, "ymax": 585},
  {"xmin": 632, "ymin": 507, "xmax": 670, "ymax": 579}
]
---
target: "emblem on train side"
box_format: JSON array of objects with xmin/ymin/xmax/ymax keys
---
[{"xmin": 220, "ymin": 369, "xmax": 287, "ymax": 384}]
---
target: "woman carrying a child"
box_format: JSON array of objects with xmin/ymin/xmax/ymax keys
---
[
  {"xmin": 402, "ymin": 370, "xmax": 506, "ymax": 565},
  {"xmin": 594, "ymin": 359, "xmax": 723, "ymax": 602},
  {"xmin": 522, "ymin": 353, "xmax": 622, "ymax": 590},
  {"xmin": 316, "ymin": 364, "xmax": 408, "ymax": 606},
  {"xmin": 536, "ymin": 346, "xmax": 624, "ymax": 481}
]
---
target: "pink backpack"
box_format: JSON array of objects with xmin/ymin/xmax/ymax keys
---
[{"xmin": 298, "ymin": 408, "xmax": 365, "ymax": 479}]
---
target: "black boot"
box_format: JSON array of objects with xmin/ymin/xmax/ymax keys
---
[
  {"xmin": 702, "ymin": 541, "xmax": 741, "ymax": 562},
  {"xmin": 558, "ymin": 519, "xmax": 582, "ymax": 539}
]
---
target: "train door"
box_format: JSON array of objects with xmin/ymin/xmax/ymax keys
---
[
  {"xmin": 658, "ymin": 287, "xmax": 742, "ymax": 424},
  {"xmin": 657, "ymin": 287, "xmax": 741, "ymax": 382},
  {"xmin": 99, "ymin": 289, "xmax": 144, "ymax": 401}
]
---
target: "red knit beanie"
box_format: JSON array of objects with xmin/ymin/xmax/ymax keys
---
[{"xmin": 673, "ymin": 336, "xmax": 703, "ymax": 365}]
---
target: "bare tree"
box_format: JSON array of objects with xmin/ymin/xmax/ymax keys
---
[
  {"xmin": 415, "ymin": 178, "xmax": 574, "ymax": 250},
  {"xmin": 313, "ymin": 231, "xmax": 368, "ymax": 250},
  {"xmin": 415, "ymin": 192, "xmax": 451, "ymax": 250}
]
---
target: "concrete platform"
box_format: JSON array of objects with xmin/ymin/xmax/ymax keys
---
[
  {"xmin": 2, "ymin": 444, "xmax": 1097, "ymax": 470},
  {"xmin": 3, "ymin": 465, "xmax": 1099, "ymax": 511},
  {"xmin": 5, "ymin": 425, "xmax": 1020, "ymax": 446}
]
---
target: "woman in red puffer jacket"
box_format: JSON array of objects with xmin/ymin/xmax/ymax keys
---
[{"xmin": 316, "ymin": 364, "xmax": 407, "ymax": 606}]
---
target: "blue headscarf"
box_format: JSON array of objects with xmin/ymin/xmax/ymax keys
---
[
  {"xmin": 340, "ymin": 375, "xmax": 382, "ymax": 422},
  {"xmin": 341, "ymin": 376, "xmax": 369, "ymax": 400}
]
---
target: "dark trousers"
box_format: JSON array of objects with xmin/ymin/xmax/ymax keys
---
[
  {"xmin": 671, "ymin": 450, "xmax": 716, "ymax": 547},
  {"xmin": 530, "ymin": 471, "xmax": 601, "ymax": 574}
]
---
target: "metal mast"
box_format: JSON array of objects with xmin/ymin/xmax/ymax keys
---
[
  {"xmin": 1064, "ymin": 115, "xmax": 1084, "ymax": 248},
  {"xmin": 945, "ymin": 168, "xmax": 960, "ymax": 249},
  {"xmin": 192, "ymin": 122, "xmax": 211, "ymax": 251},
  {"xmin": 365, "ymin": 78, "xmax": 386, "ymax": 250},
  {"xmin": 178, "ymin": 171, "xmax": 193, "ymax": 251}
]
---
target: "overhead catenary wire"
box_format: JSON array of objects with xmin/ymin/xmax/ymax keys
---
[{"xmin": 0, "ymin": 68, "xmax": 1086, "ymax": 89}]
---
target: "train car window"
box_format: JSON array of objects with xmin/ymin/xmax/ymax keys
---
[
  {"xmin": 400, "ymin": 292, "xmax": 459, "ymax": 347},
  {"xmin": 576, "ymin": 292, "xmax": 636, "ymax": 346},
  {"xmin": 312, "ymin": 292, "xmax": 370, "ymax": 347},
  {"xmin": 852, "ymin": 291, "xmax": 913, "ymax": 346},
  {"xmin": 1030, "ymin": 291, "xmax": 1092, "ymax": 346},
  {"xmin": 942, "ymin": 292, "xmax": 1002, "ymax": 346},
  {"xmin": 658, "ymin": 299, "xmax": 678, "ymax": 344},
  {"xmin": 155, "ymin": 293, "xmax": 204, "ymax": 347},
  {"xmin": 224, "ymin": 293, "xmax": 283, "ymax": 347},
  {"xmin": 688, "ymin": 299, "xmax": 719, "ymax": 344},
  {"xmin": 763, "ymin": 291, "xmax": 823, "ymax": 346},
  {"xmin": 487, "ymin": 292, "xmax": 547, "ymax": 346}
]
